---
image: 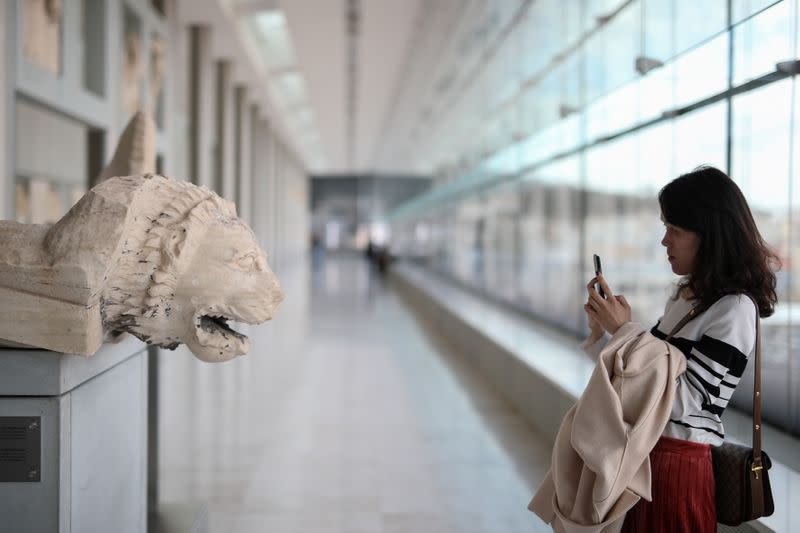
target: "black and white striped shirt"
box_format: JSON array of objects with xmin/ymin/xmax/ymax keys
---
[{"xmin": 650, "ymin": 294, "xmax": 757, "ymax": 445}]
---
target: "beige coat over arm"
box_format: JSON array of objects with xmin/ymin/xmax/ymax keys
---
[{"xmin": 528, "ymin": 322, "xmax": 687, "ymax": 533}]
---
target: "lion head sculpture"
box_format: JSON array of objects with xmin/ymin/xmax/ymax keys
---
[
  {"xmin": 0, "ymin": 174, "xmax": 283, "ymax": 362},
  {"xmin": 96, "ymin": 175, "xmax": 284, "ymax": 362}
]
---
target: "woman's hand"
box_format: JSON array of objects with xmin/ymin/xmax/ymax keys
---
[
  {"xmin": 585, "ymin": 274, "xmax": 632, "ymax": 335},
  {"xmin": 585, "ymin": 308, "xmax": 604, "ymax": 342}
]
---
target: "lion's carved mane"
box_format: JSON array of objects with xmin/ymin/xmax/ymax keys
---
[{"xmin": 0, "ymin": 174, "xmax": 283, "ymax": 362}]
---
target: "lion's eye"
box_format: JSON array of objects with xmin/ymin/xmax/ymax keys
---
[{"xmin": 235, "ymin": 254, "xmax": 256, "ymax": 272}]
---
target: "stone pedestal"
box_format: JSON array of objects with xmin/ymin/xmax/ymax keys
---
[{"xmin": 0, "ymin": 336, "xmax": 148, "ymax": 532}]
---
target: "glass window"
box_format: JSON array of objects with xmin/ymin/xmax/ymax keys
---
[
  {"xmin": 489, "ymin": 26, "xmax": 522, "ymax": 109},
  {"xmin": 521, "ymin": 1, "xmax": 564, "ymax": 80},
  {"xmin": 733, "ymin": 0, "xmax": 793, "ymax": 85},
  {"xmin": 484, "ymin": 143, "xmax": 519, "ymax": 179},
  {"xmin": 673, "ymin": 32, "xmax": 729, "ymax": 108},
  {"xmin": 642, "ymin": 0, "xmax": 675, "ymax": 63},
  {"xmin": 537, "ymin": 152, "xmax": 581, "ymax": 187},
  {"xmin": 517, "ymin": 157, "xmax": 582, "ymax": 329},
  {"xmin": 636, "ymin": 122, "xmax": 675, "ymax": 196},
  {"xmin": 674, "ymin": 0, "xmax": 728, "ymax": 56},
  {"xmin": 560, "ymin": 0, "xmax": 585, "ymax": 49},
  {"xmin": 452, "ymin": 196, "xmax": 487, "ymax": 286},
  {"xmin": 585, "ymin": 138, "xmax": 640, "ymax": 320},
  {"xmin": 561, "ymin": 50, "xmax": 583, "ymax": 113},
  {"xmin": 388, "ymin": 0, "xmax": 800, "ymax": 436},
  {"xmin": 730, "ymin": 79, "xmax": 794, "ymax": 422},
  {"xmin": 732, "ymin": 79, "xmax": 793, "ymax": 212},
  {"xmin": 586, "ymin": 79, "xmax": 639, "ymax": 142},
  {"xmin": 583, "ymin": 1, "xmax": 641, "ymax": 105},
  {"xmin": 483, "ymin": 181, "xmax": 521, "ymax": 301},
  {"xmin": 518, "ymin": 114, "xmax": 581, "ymax": 171},
  {"xmin": 636, "ymin": 61, "xmax": 676, "ymax": 123},
  {"xmin": 634, "ymin": 123, "xmax": 678, "ymax": 326},
  {"xmin": 673, "ymin": 101, "xmax": 727, "ymax": 173},
  {"xmin": 528, "ymin": 65, "xmax": 564, "ymax": 135},
  {"xmin": 731, "ymin": 0, "xmax": 784, "ymax": 25}
]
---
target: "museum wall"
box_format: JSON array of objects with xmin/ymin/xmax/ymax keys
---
[{"xmin": 0, "ymin": 0, "xmax": 309, "ymax": 268}]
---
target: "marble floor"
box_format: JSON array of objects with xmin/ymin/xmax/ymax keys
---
[{"xmin": 157, "ymin": 254, "xmax": 553, "ymax": 533}]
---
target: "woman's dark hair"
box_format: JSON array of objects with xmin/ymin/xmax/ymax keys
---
[{"xmin": 658, "ymin": 165, "xmax": 779, "ymax": 317}]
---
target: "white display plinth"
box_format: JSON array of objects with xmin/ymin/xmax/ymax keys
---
[{"xmin": 0, "ymin": 336, "xmax": 148, "ymax": 533}]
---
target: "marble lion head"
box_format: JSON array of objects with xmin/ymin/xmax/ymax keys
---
[{"xmin": 42, "ymin": 174, "xmax": 284, "ymax": 362}]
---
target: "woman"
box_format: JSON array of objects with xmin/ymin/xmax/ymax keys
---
[{"xmin": 583, "ymin": 166, "xmax": 779, "ymax": 532}]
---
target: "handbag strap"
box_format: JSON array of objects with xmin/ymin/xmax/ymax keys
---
[
  {"xmin": 664, "ymin": 304, "xmax": 704, "ymax": 342},
  {"xmin": 744, "ymin": 294, "xmax": 764, "ymax": 474},
  {"xmin": 663, "ymin": 294, "xmax": 763, "ymax": 463}
]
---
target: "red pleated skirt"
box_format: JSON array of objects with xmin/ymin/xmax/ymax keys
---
[{"xmin": 621, "ymin": 435, "xmax": 716, "ymax": 533}]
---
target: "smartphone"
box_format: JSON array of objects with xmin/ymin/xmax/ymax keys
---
[{"xmin": 593, "ymin": 254, "xmax": 605, "ymax": 298}]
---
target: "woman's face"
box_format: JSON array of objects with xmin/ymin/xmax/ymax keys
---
[{"xmin": 660, "ymin": 214, "xmax": 700, "ymax": 276}]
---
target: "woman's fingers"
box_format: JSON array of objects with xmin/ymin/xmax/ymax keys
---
[
  {"xmin": 586, "ymin": 277, "xmax": 598, "ymax": 292},
  {"xmin": 588, "ymin": 288, "xmax": 606, "ymax": 306},
  {"xmin": 585, "ymin": 279, "xmax": 633, "ymax": 335},
  {"xmin": 596, "ymin": 274, "xmax": 614, "ymax": 298}
]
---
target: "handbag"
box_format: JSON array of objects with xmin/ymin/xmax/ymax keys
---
[{"xmin": 665, "ymin": 294, "xmax": 774, "ymax": 526}]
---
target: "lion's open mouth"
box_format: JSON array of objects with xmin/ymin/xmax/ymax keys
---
[
  {"xmin": 195, "ymin": 312, "xmax": 251, "ymax": 358},
  {"xmin": 198, "ymin": 315, "xmax": 247, "ymax": 341}
]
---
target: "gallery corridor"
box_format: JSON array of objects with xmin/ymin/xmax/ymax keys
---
[{"xmin": 157, "ymin": 254, "xmax": 553, "ymax": 533}]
